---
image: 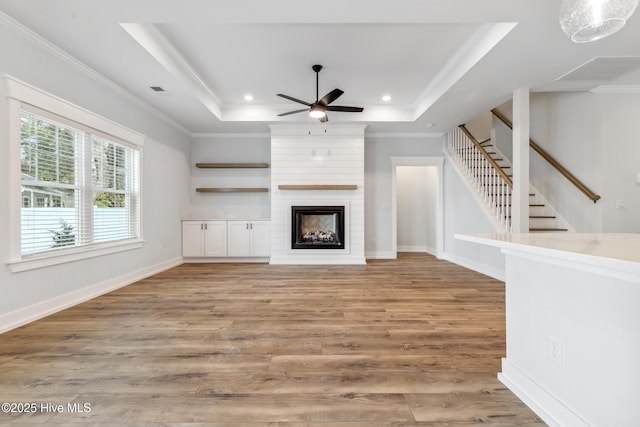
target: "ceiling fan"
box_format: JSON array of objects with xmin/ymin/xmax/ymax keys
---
[{"xmin": 277, "ymin": 64, "xmax": 364, "ymax": 123}]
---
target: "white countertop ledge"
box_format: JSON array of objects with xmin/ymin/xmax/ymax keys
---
[{"xmin": 456, "ymin": 233, "xmax": 640, "ymax": 280}]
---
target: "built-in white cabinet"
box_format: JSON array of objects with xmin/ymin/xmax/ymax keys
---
[
  {"xmin": 227, "ymin": 220, "xmax": 270, "ymax": 257},
  {"xmin": 182, "ymin": 220, "xmax": 227, "ymax": 257},
  {"xmin": 182, "ymin": 219, "xmax": 269, "ymax": 259}
]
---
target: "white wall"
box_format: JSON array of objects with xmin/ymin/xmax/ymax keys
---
[
  {"xmin": 501, "ymin": 250, "xmax": 640, "ymax": 427},
  {"xmin": 397, "ymin": 166, "xmax": 437, "ymax": 253},
  {"xmin": 0, "ymin": 18, "xmax": 191, "ymax": 331},
  {"xmin": 189, "ymin": 136, "xmax": 271, "ymax": 219},
  {"xmin": 494, "ymin": 92, "xmax": 640, "ymax": 233}
]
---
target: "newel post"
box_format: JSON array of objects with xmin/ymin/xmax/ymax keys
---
[{"xmin": 512, "ymin": 88, "xmax": 530, "ymax": 233}]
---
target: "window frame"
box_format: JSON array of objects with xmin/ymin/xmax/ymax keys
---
[{"xmin": 5, "ymin": 76, "xmax": 145, "ymax": 273}]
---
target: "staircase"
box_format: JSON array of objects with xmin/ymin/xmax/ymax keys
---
[{"xmin": 447, "ymin": 126, "xmax": 570, "ymax": 233}]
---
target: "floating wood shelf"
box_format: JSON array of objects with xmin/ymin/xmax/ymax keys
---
[
  {"xmin": 196, "ymin": 188, "xmax": 269, "ymax": 193},
  {"xmin": 278, "ymin": 184, "xmax": 358, "ymax": 190},
  {"xmin": 196, "ymin": 163, "xmax": 269, "ymax": 168}
]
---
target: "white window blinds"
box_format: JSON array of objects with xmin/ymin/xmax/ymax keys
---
[{"xmin": 20, "ymin": 109, "xmax": 141, "ymax": 256}]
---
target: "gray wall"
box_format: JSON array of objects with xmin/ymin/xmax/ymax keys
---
[
  {"xmin": 397, "ymin": 166, "xmax": 437, "ymax": 253},
  {"xmin": 365, "ymin": 135, "xmax": 504, "ymax": 278},
  {"xmin": 495, "ymin": 92, "xmax": 640, "ymax": 233},
  {"xmin": 364, "ymin": 136, "xmax": 443, "ymax": 257},
  {"xmin": 0, "ymin": 19, "xmax": 191, "ymax": 328},
  {"xmin": 190, "ymin": 136, "xmax": 271, "ymax": 219},
  {"xmin": 442, "ymin": 159, "xmax": 504, "ymax": 278}
]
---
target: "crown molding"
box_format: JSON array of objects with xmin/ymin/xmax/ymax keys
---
[
  {"xmin": 590, "ymin": 85, "xmax": 640, "ymax": 94},
  {"xmin": 412, "ymin": 22, "xmax": 517, "ymax": 120},
  {"xmin": 365, "ymin": 132, "xmax": 444, "ymax": 138},
  {"xmin": 191, "ymin": 132, "xmax": 271, "ymax": 139},
  {"xmin": 0, "ymin": 11, "xmax": 191, "ymax": 136},
  {"xmin": 121, "ymin": 23, "xmax": 223, "ymax": 120}
]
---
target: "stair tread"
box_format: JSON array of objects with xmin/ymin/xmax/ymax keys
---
[
  {"xmin": 509, "ymin": 215, "xmax": 557, "ymax": 219},
  {"xmin": 454, "ymin": 141, "xmax": 566, "ymax": 232}
]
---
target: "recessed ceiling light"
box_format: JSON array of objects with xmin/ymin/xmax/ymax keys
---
[
  {"xmin": 244, "ymin": 94, "xmax": 254, "ymax": 101},
  {"xmin": 382, "ymin": 95, "xmax": 391, "ymax": 102}
]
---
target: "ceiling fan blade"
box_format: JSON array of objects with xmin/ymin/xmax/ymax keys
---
[
  {"xmin": 319, "ymin": 89, "xmax": 344, "ymax": 106},
  {"xmin": 278, "ymin": 108, "xmax": 309, "ymax": 117},
  {"xmin": 325, "ymin": 106, "xmax": 364, "ymax": 113},
  {"xmin": 277, "ymin": 93, "xmax": 311, "ymax": 106}
]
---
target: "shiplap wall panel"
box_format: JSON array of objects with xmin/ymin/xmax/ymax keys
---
[{"xmin": 269, "ymin": 125, "xmax": 365, "ymax": 264}]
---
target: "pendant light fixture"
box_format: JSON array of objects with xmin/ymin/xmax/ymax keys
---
[{"xmin": 559, "ymin": 0, "xmax": 639, "ymax": 43}]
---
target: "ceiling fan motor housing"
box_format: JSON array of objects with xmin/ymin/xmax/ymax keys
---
[{"xmin": 277, "ymin": 64, "xmax": 364, "ymax": 121}]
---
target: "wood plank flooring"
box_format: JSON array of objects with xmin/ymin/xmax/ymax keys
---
[{"xmin": 0, "ymin": 253, "xmax": 545, "ymax": 426}]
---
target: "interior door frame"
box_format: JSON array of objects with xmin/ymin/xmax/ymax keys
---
[{"xmin": 390, "ymin": 156, "xmax": 444, "ymax": 259}]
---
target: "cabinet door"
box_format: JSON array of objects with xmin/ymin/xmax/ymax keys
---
[
  {"xmin": 227, "ymin": 221, "xmax": 252, "ymax": 256},
  {"xmin": 250, "ymin": 221, "xmax": 270, "ymax": 257},
  {"xmin": 204, "ymin": 221, "xmax": 227, "ymax": 257},
  {"xmin": 182, "ymin": 221, "xmax": 204, "ymax": 257}
]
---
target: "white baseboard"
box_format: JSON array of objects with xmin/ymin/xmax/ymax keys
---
[
  {"xmin": 0, "ymin": 257, "xmax": 183, "ymax": 334},
  {"xmin": 396, "ymin": 245, "xmax": 440, "ymax": 257},
  {"xmin": 270, "ymin": 255, "xmax": 366, "ymax": 265},
  {"xmin": 183, "ymin": 257, "xmax": 270, "ymax": 263},
  {"xmin": 441, "ymin": 253, "xmax": 505, "ymax": 281},
  {"xmin": 499, "ymin": 358, "xmax": 590, "ymax": 427},
  {"xmin": 365, "ymin": 251, "xmax": 396, "ymax": 260},
  {"xmin": 397, "ymin": 245, "xmax": 427, "ymax": 253}
]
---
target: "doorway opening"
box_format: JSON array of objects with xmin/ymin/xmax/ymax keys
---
[{"xmin": 391, "ymin": 157, "xmax": 444, "ymax": 259}]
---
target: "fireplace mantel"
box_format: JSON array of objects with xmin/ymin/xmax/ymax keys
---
[{"xmin": 278, "ymin": 184, "xmax": 358, "ymax": 190}]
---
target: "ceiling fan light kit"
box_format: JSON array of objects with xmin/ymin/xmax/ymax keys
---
[
  {"xmin": 559, "ymin": 0, "xmax": 639, "ymax": 43},
  {"xmin": 309, "ymin": 105, "xmax": 326, "ymax": 119},
  {"xmin": 277, "ymin": 64, "xmax": 364, "ymax": 122}
]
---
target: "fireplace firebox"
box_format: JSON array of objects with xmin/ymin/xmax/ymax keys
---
[{"xmin": 291, "ymin": 206, "xmax": 345, "ymax": 250}]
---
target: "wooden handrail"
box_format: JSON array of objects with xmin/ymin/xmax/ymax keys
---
[
  {"xmin": 459, "ymin": 125, "xmax": 513, "ymax": 187},
  {"xmin": 491, "ymin": 109, "xmax": 601, "ymax": 202}
]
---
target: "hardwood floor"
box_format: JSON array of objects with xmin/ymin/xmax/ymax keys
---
[{"xmin": 0, "ymin": 253, "xmax": 545, "ymax": 426}]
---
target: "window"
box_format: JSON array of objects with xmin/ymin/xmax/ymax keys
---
[
  {"xmin": 20, "ymin": 109, "xmax": 140, "ymax": 255},
  {"xmin": 6, "ymin": 76, "xmax": 144, "ymax": 271}
]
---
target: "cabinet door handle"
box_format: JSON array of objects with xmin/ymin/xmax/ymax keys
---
[
  {"xmin": 200, "ymin": 223, "xmax": 203, "ymax": 230},
  {"xmin": 246, "ymin": 223, "xmax": 248, "ymax": 229},
  {"xmin": 205, "ymin": 223, "xmax": 208, "ymax": 230},
  {"xmin": 250, "ymin": 223, "xmax": 253, "ymax": 230}
]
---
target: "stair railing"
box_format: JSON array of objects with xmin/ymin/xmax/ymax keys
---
[
  {"xmin": 448, "ymin": 125, "xmax": 513, "ymax": 231},
  {"xmin": 491, "ymin": 109, "xmax": 601, "ymax": 203}
]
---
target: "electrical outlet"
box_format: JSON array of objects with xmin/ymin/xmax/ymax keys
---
[
  {"xmin": 616, "ymin": 199, "xmax": 628, "ymax": 210},
  {"xmin": 549, "ymin": 336, "xmax": 562, "ymax": 366}
]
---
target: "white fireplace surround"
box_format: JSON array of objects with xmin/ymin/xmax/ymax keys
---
[{"xmin": 269, "ymin": 124, "xmax": 366, "ymax": 265}]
